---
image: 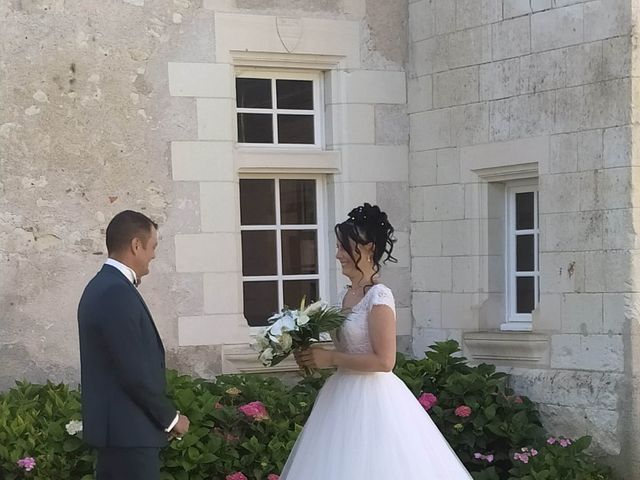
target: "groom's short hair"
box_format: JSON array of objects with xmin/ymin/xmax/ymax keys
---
[{"xmin": 106, "ymin": 210, "xmax": 158, "ymax": 255}]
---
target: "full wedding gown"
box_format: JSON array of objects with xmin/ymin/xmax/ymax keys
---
[{"xmin": 280, "ymin": 284, "xmax": 473, "ymax": 479}]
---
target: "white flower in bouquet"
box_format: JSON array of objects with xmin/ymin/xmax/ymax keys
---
[
  {"xmin": 259, "ymin": 347, "xmax": 274, "ymax": 365},
  {"xmin": 268, "ymin": 313, "xmax": 297, "ymax": 337},
  {"xmin": 65, "ymin": 420, "xmax": 83, "ymax": 436},
  {"xmin": 253, "ymin": 333, "xmax": 270, "ymax": 350},
  {"xmin": 254, "ymin": 297, "xmax": 347, "ymax": 375},
  {"xmin": 279, "ymin": 331, "xmax": 293, "ymax": 351},
  {"xmin": 302, "ymin": 300, "xmax": 326, "ymax": 317}
]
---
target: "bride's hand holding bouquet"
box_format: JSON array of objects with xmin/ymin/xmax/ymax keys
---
[{"xmin": 254, "ymin": 298, "xmax": 346, "ymax": 376}]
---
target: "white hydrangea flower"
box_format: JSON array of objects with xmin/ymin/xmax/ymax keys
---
[{"xmin": 65, "ymin": 420, "xmax": 83, "ymax": 436}]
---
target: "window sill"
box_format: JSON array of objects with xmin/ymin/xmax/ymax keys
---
[
  {"xmin": 237, "ymin": 147, "xmax": 341, "ymax": 174},
  {"xmin": 222, "ymin": 343, "xmax": 300, "ymax": 374},
  {"xmin": 462, "ymin": 331, "xmax": 550, "ymax": 368},
  {"xmin": 500, "ymin": 322, "xmax": 533, "ymax": 332},
  {"xmin": 221, "ymin": 342, "xmax": 335, "ymax": 374}
]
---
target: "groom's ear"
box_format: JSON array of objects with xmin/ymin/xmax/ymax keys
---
[{"xmin": 130, "ymin": 236, "xmax": 142, "ymax": 255}]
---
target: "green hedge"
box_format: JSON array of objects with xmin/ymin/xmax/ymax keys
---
[{"xmin": 0, "ymin": 341, "xmax": 612, "ymax": 480}]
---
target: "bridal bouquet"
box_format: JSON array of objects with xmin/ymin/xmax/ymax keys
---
[{"xmin": 254, "ymin": 298, "xmax": 346, "ymax": 375}]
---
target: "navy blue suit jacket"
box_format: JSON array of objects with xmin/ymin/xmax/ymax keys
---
[{"xmin": 78, "ymin": 264, "xmax": 176, "ymax": 448}]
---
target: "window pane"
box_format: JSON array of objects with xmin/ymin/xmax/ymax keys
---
[
  {"xmin": 236, "ymin": 78, "xmax": 272, "ymax": 109},
  {"xmin": 282, "ymin": 230, "xmax": 318, "ymax": 275},
  {"xmin": 515, "ymin": 192, "xmax": 535, "ymax": 230},
  {"xmin": 277, "ymin": 115, "xmax": 315, "ymax": 144},
  {"xmin": 516, "ymin": 234, "xmax": 535, "ymax": 272},
  {"xmin": 276, "ymin": 80, "xmax": 314, "ymax": 110},
  {"xmin": 240, "ymin": 179, "xmax": 275, "ymax": 225},
  {"xmin": 243, "ymin": 281, "xmax": 278, "ymax": 327},
  {"xmin": 516, "ymin": 276, "xmax": 535, "ymax": 314},
  {"xmin": 280, "ymin": 179, "xmax": 317, "ymax": 225},
  {"xmin": 237, "ymin": 113, "xmax": 273, "ymax": 144},
  {"xmin": 241, "ymin": 231, "xmax": 277, "ymax": 276},
  {"xmin": 283, "ymin": 279, "xmax": 319, "ymax": 310}
]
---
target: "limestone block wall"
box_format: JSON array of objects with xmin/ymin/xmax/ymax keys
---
[
  {"xmin": 0, "ymin": 0, "xmax": 411, "ymax": 386},
  {"xmin": 0, "ymin": 0, "xmax": 212, "ymax": 387},
  {"xmin": 408, "ymin": 0, "xmax": 636, "ymax": 473}
]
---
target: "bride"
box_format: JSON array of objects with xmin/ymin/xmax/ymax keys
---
[{"xmin": 280, "ymin": 203, "xmax": 472, "ymax": 479}]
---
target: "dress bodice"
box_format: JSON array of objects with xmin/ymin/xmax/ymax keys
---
[{"xmin": 332, "ymin": 284, "xmax": 396, "ymax": 354}]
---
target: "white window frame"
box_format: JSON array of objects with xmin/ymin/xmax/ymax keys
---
[
  {"xmin": 239, "ymin": 174, "xmax": 329, "ymax": 334},
  {"xmin": 502, "ymin": 180, "xmax": 539, "ymax": 332},
  {"xmin": 235, "ymin": 70, "xmax": 324, "ymax": 149}
]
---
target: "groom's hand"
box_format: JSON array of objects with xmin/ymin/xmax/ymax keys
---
[{"xmin": 171, "ymin": 414, "xmax": 190, "ymax": 438}]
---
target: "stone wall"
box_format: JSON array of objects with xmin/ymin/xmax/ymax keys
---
[
  {"xmin": 0, "ymin": 0, "xmax": 211, "ymax": 388},
  {"xmin": 0, "ymin": 0, "xmax": 410, "ymax": 388},
  {"xmin": 407, "ymin": 0, "xmax": 636, "ymax": 474}
]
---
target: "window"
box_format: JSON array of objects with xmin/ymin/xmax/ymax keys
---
[
  {"xmin": 235, "ymin": 72, "xmax": 322, "ymax": 147},
  {"xmin": 239, "ymin": 176, "xmax": 326, "ymax": 327},
  {"xmin": 503, "ymin": 183, "xmax": 539, "ymax": 331}
]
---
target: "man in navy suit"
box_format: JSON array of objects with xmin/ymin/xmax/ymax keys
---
[{"xmin": 78, "ymin": 210, "xmax": 190, "ymax": 479}]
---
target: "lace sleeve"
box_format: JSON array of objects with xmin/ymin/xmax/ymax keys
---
[{"xmin": 370, "ymin": 285, "xmax": 396, "ymax": 315}]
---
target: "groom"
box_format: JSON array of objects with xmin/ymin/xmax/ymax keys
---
[{"xmin": 78, "ymin": 210, "xmax": 189, "ymax": 479}]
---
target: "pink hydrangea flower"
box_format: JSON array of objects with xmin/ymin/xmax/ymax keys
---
[
  {"xmin": 238, "ymin": 401, "xmax": 269, "ymax": 421},
  {"xmin": 226, "ymin": 472, "xmax": 248, "ymax": 480},
  {"xmin": 454, "ymin": 405, "xmax": 472, "ymax": 417},
  {"xmin": 530, "ymin": 448, "xmax": 539, "ymax": 456},
  {"xmin": 473, "ymin": 452, "xmax": 494, "ymax": 463},
  {"xmin": 513, "ymin": 452, "xmax": 529, "ymax": 464},
  {"xmin": 224, "ymin": 432, "xmax": 240, "ymax": 442},
  {"xmin": 547, "ymin": 436, "xmax": 557, "ymax": 445},
  {"xmin": 17, "ymin": 457, "xmax": 36, "ymax": 472},
  {"xmin": 559, "ymin": 438, "xmax": 572, "ymax": 447},
  {"xmin": 418, "ymin": 392, "xmax": 438, "ymax": 411},
  {"xmin": 267, "ymin": 475, "xmax": 280, "ymax": 480}
]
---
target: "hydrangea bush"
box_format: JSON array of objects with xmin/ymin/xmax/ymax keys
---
[{"xmin": 0, "ymin": 341, "xmax": 612, "ymax": 480}]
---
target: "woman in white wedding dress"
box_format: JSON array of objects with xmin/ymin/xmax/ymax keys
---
[{"xmin": 280, "ymin": 203, "xmax": 472, "ymax": 480}]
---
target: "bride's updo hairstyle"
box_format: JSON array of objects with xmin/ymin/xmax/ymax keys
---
[{"xmin": 334, "ymin": 203, "xmax": 397, "ymax": 283}]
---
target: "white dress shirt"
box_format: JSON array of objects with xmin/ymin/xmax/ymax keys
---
[
  {"xmin": 105, "ymin": 258, "xmax": 138, "ymax": 285},
  {"xmin": 104, "ymin": 258, "xmax": 180, "ymax": 433}
]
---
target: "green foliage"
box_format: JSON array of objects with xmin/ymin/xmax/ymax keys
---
[
  {"xmin": 0, "ymin": 342, "xmax": 612, "ymax": 480},
  {"xmin": 395, "ymin": 341, "xmax": 612, "ymax": 480},
  {"xmin": 508, "ymin": 437, "xmax": 611, "ymax": 480},
  {"xmin": 0, "ymin": 381, "xmax": 93, "ymax": 480}
]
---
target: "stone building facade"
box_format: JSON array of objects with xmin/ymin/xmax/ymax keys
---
[
  {"xmin": 1, "ymin": 0, "xmax": 639, "ymax": 476},
  {"xmin": 408, "ymin": 0, "xmax": 638, "ymax": 474}
]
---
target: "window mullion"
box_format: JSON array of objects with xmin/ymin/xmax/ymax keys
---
[
  {"xmin": 275, "ymin": 178, "xmax": 284, "ymax": 311},
  {"xmin": 274, "ymin": 109, "xmax": 315, "ymax": 115},
  {"xmin": 510, "ymin": 188, "xmax": 516, "ymax": 321},
  {"xmin": 272, "ymin": 78, "xmax": 279, "ymax": 146}
]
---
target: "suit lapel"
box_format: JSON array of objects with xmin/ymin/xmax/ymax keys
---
[
  {"xmin": 101, "ymin": 265, "xmax": 165, "ymax": 352},
  {"xmin": 126, "ymin": 281, "xmax": 165, "ymax": 351}
]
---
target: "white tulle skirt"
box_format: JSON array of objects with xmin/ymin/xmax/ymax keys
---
[{"xmin": 280, "ymin": 369, "xmax": 472, "ymax": 479}]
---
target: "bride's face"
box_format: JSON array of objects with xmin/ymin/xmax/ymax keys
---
[
  {"xmin": 336, "ymin": 238, "xmax": 370, "ymax": 277},
  {"xmin": 336, "ymin": 240, "xmax": 354, "ymax": 275}
]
